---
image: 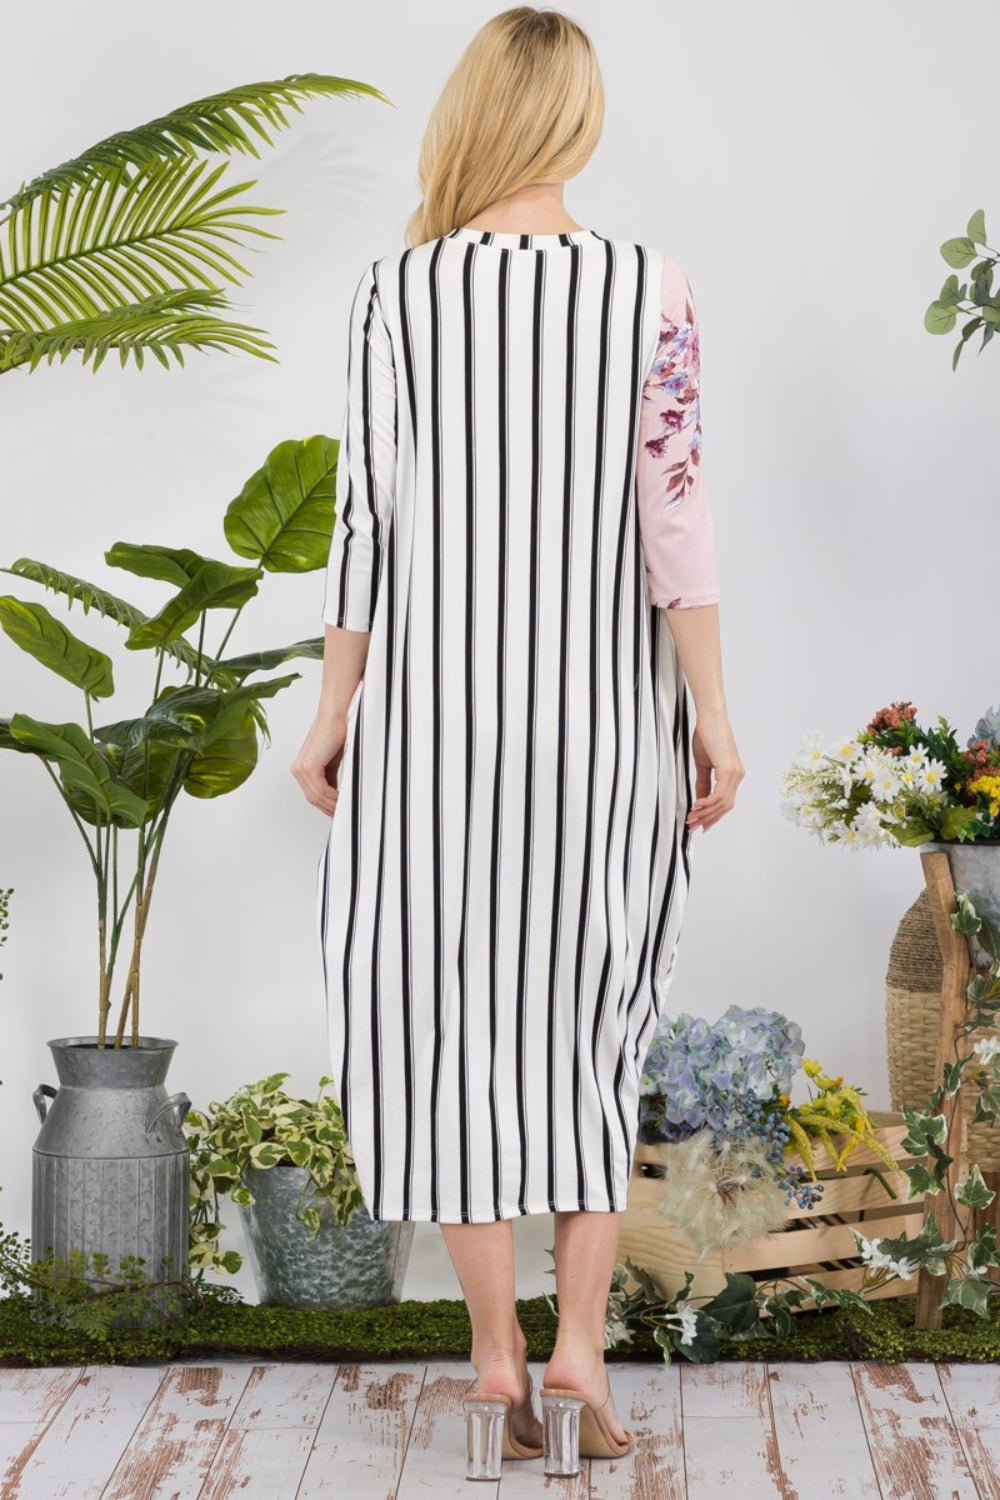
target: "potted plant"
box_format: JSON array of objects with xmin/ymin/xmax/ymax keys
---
[
  {"xmin": 0, "ymin": 435, "xmax": 336, "ymax": 1296},
  {"xmin": 186, "ymin": 1074, "xmax": 415, "ymax": 1308}
]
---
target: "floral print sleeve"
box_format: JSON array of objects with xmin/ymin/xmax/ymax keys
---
[{"xmin": 635, "ymin": 256, "xmax": 720, "ymax": 609}]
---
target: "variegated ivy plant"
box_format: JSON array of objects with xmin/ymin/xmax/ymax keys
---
[{"xmin": 185, "ymin": 1073, "xmax": 365, "ymax": 1277}]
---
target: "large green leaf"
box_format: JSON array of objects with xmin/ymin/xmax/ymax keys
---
[
  {"xmin": 3, "ymin": 75, "xmax": 391, "ymax": 212},
  {"xmin": 224, "ymin": 435, "xmax": 339, "ymax": 573},
  {"xmin": 2, "ymin": 559, "xmax": 205, "ymax": 673},
  {"xmin": 105, "ymin": 543, "xmax": 213, "ymax": 587},
  {"xmin": 125, "ymin": 562, "xmax": 263, "ymax": 650},
  {"xmin": 216, "ymin": 637, "xmax": 324, "ymax": 681},
  {"xmin": 8, "ymin": 715, "xmax": 147, "ymax": 826},
  {"xmin": 0, "ymin": 596, "xmax": 114, "ymax": 698},
  {"xmin": 147, "ymin": 673, "xmax": 298, "ymax": 749},
  {"xmin": 183, "ymin": 708, "xmax": 259, "ymax": 798}
]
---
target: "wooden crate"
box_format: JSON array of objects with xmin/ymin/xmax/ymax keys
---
[{"xmin": 618, "ymin": 1110, "xmax": 926, "ymax": 1311}]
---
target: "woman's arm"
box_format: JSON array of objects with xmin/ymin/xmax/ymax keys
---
[
  {"xmin": 663, "ymin": 603, "xmax": 744, "ymax": 833},
  {"xmin": 292, "ymin": 260, "xmax": 396, "ymax": 816},
  {"xmin": 637, "ymin": 256, "xmax": 744, "ymax": 833}
]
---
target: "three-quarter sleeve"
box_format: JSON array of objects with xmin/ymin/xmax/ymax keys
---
[
  {"xmin": 322, "ymin": 261, "xmax": 397, "ymax": 631},
  {"xmin": 635, "ymin": 255, "xmax": 719, "ymax": 610}
]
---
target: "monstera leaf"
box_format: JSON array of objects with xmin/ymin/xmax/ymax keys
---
[
  {"xmin": 0, "ymin": 596, "xmax": 114, "ymax": 698},
  {"xmin": 224, "ymin": 435, "xmax": 338, "ymax": 572}
]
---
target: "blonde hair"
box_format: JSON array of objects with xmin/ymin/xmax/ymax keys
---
[{"xmin": 405, "ymin": 7, "xmax": 604, "ymax": 248}]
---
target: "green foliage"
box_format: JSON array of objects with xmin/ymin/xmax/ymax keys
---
[
  {"xmin": 0, "ymin": 436, "xmax": 335, "ymax": 1045},
  {"xmin": 0, "ymin": 1221, "xmax": 198, "ymax": 1340},
  {"xmin": 185, "ymin": 1074, "xmax": 366, "ymax": 1276},
  {"xmin": 225, "ymin": 435, "xmax": 339, "ymax": 572},
  {"xmin": 600, "ymin": 889, "xmax": 1000, "ymax": 1365},
  {"xmin": 925, "ymin": 208, "xmax": 1000, "ymax": 369},
  {"xmin": 0, "ymin": 75, "xmax": 389, "ymax": 374}
]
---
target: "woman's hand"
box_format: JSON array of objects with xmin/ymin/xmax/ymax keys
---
[
  {"xmin": 687, "ymin": 708, "xmax": 744, "ymax": 832},
  {"xmin": 291, "ymin": 711, "xmax": 348, "ymax": 817}
]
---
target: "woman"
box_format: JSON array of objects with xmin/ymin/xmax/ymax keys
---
[{"xmin": 292, "ymin": 5, "xmax": 744, "ymax": 1480}]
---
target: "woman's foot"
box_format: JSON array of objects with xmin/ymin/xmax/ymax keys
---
[
  {"xmin": 470, "ymin": 1345, "xmax": 543, "ymax": 1448},
  {"xmin": 541, "ymin": 1350, "xmax": 629, "ymax": 1446}
]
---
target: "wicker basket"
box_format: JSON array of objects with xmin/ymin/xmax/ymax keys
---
[
  {"xmin": 617, "ymin": 1110, "xmax": 924, "ymax": 1311},
  {"xmin": 885, "ymin": 887, "xmax": 1000, "ymax": 1174}
]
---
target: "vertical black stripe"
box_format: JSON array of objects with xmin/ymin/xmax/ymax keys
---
[
  {"xmin": 545, "ymin": 241, "xmax": 581, "ymax": 1206},
  {"xmin": 487, "ymin": 250, "xmax": 511, "ymax": 1217},
  {"xmin": 396, "ymin": 250, "xmax": 417, "ymax": 1216},
  {"xmin": 368, "ymin": 265, "xmax": 400, "ymax": 1219},
  {"xmin": 514, "ymin": 249, "xmax": 546, "ymax": 1210},
  {"xmin": 456, "ymin": 241, "xmax": 477, "ymax": 1220},
  {"xmin": 339, "ymin": 694, "xmax": 365, "ymax": 1146},
  {"xmin": 571, "ymin": 240, "xmax": 616, "ymax": 1206},
  {"xmin": 427, "ymin": 236, "xmax": 446, "ymax": 1220}
]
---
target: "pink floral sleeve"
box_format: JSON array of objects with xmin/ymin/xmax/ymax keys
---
[{"xmin": 635, "ymin": 256, "xmax": 720, "ymax": 609}]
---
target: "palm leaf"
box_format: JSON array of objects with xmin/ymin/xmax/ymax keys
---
[
  {"xmin": 0, "ymin": 290, "xmax": 276, "ymax": 374},
  {"xmin": 0, "ymin": 161, "xmax": 279, "ymax": 333},
  {"xmin": 2, "ymin": 559, "xmax": 207, "ymax": 674},
  {"xmin": 2, "ymin": 75, "xmax": 391, "ymax": 212}
]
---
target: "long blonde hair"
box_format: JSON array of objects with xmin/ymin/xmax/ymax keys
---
[{"xmin": 405, "ymin": 7, "xmax": 604, "ymax": 248}]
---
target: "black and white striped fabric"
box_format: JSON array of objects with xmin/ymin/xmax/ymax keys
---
[{"xmin": 318, "ymin": 226, "xmax": 693, "ymax": 1223}]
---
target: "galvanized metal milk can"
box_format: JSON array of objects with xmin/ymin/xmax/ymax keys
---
[{"xmin": 32, "ymin": 1035, "xmax": 191, "ymax": 1287}]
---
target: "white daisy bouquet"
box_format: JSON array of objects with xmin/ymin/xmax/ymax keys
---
[{"xmin": 781, "ymin": 700, "xmax": 1000, "ymax": 849}]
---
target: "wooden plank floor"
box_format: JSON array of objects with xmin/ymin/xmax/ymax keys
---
[{"xmin": 0, "ymin": 1358, "xmax": 994, "ymax": 1498}]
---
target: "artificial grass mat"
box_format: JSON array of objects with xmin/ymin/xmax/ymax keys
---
[{"xmin": 3, "ymin": 1291, "xmax": 1000, "ymax": 1367}]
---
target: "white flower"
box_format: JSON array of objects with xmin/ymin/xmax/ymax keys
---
[
  {"xmin": 889, "ymin": 1257, "xmax": 918, "ymax": 1280},
  {"xmin": 604, "ymin": 1318, "xmax": 634, "ymax": 1348},
  {"xmin": 664, "ymin": 1305, "xmax": 699, "ymax": 1346},
  {"xmin": 869, "ymin": 766, "xmax": 901, "ymax": 803},
  {"xmin": 857, "ymin": 1234, "xmax": 893, "ymax": 1269},
  {"xmin": 797, "ymin": 732, "xmax": 828, "ymax": 765},
  {"xmin": 638, "ymin": 1072, "xmax": 657, "ymax": 1095},
  {"xmin": 919, "ymin": 759, "xmax": 947, "ymax": 793},
  {"xmin": 903, "ymin": 747, "xmax": 927, "ymax": 769},
  {"xmin": 973, "ymin": 1035, "xmax": 1000, "ymax": 1065},
  {"xmin": 830, "ymin": 736, "xmax": 862, "ymax": 763}
]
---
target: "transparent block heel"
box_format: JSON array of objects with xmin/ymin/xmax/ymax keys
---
[
  {"xmin": 540, "ymin": 1392, "xmax": 586, "ymax": 1476},
  {"xmin": 464, "ymin": 1397, "xmax": 509, "ymax": 1481}
]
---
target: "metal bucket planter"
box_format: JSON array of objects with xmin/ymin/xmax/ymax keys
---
[
  {"xmin": 921, "ymin": 841, "xmax": 1000, "ymax": 969},
  {"xmin": 31, "ymin": 1036, "xmax": 190, "ymax": 1321},
  {"xmin": 236, "ymin": 1163, "xmax": 415, "ymax": 1308}
]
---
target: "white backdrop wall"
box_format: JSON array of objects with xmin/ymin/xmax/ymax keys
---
[{"xmin": 1, "ymin": 1, "xmax": 997, "ymax": 1302}]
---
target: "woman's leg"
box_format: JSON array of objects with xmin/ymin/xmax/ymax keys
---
[
  {"xmin": 542, "ymin": 1209, "xmax": 629, "ymax": 1443},
  {"xmin": 438, "ymin": 1220, "xmax": 534, "ymax": 1409}
]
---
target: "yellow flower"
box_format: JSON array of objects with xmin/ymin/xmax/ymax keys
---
[{"xmin": 968, "ymin": 775, "xmax": 1000, "ymax": 817}]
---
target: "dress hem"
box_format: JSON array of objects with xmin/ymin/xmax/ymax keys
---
[{"xmin": 363, "ymin": 1196, "xmax": 627, "ymax": 1224}]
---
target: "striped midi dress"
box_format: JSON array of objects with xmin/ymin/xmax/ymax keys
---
[{"xmin": 317, "ymin": 225, "xmax": 720, "ymax": 1223}]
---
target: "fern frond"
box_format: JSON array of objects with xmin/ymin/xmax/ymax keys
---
[
  {"xmin": 0, "ymin": 289, "xmax": 275, "ymax": 374},
  {"xmin": 2, "ymin": 74, "xmax": 391, "ymax": 212},
  {"xmin": 0, "ymin": 160, "xmax": 279, "ymax": 330}
]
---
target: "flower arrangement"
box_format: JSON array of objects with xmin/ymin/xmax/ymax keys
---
[
  {"xmin": 595, "ymin": 896, "xmax": 1000, "ymax": 1365},
  {"xmin": 781, "ymin": 700, "xmax": 1000, "ymax": 849},
  {"xmin": 638, "ymin": 1005, "xmax": 895, "ymax": 1235}
]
